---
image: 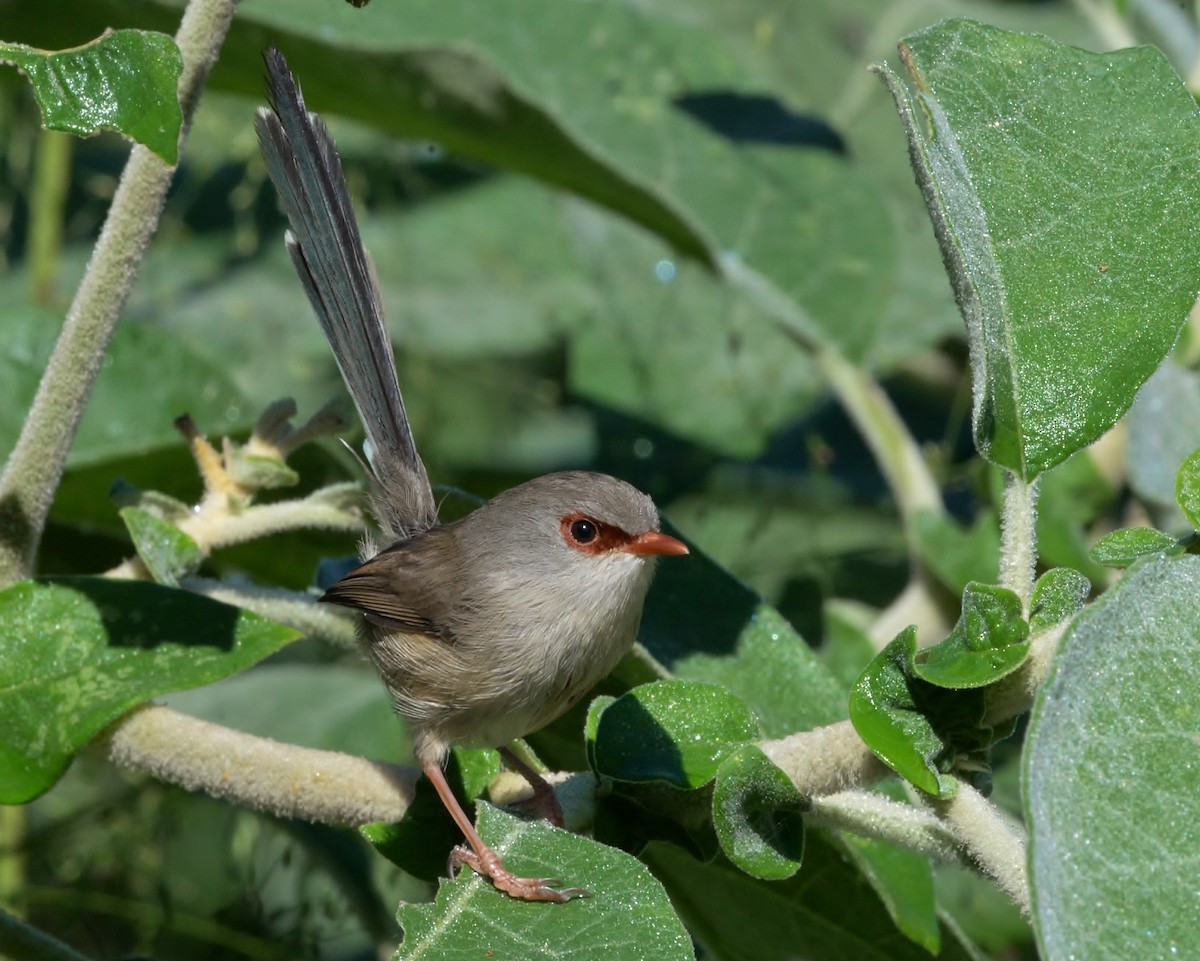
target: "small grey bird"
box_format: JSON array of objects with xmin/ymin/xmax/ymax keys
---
[{"xmin": 256, "ymin": 49, "xmax": 687, "ymax": 902}]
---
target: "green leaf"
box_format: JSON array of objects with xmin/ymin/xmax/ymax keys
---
[
  {"xmin": 711, "ymin": 745, "xmax": 805, "ymax": 880},
  {"xmin": 879, "ymin": 19, "xmax": 1200, "ymax": 478},
  {"xmin": 1026, "ymin": 555, "xmax": 1200, "ymax": 960},
  {"xmin": 849, "ymin": 624, "xmax": 1010, "ymax": 798},
  {"xmin": 0, "ymin": 30, "xmax": 182, "ymax": 163},
  {"xmin": 395, "ymin": 804, "xmax": 693, "ymax": 960},
  {"xmin": 1088, "ymin": 527, "xmax": 1182, "ymax": 568},
  {"xmin": 591, "ymin": 681, "xmax": 760, "ymax": 789},
  {"xmin": 1028, "ymin": 567, "xmax": 1091, "ymax": 633},
  {"xmin": 849, "ymin": 628, "xmax": 958, "ymax": 796},
  {"xmin": 912, "ymin": 583, "xmax": 1030, "ymax": 689},
  {"xmin": 0, "ymin": 578, "xmax": 299, "ymax": 803},
  {"xmin": 1174, "ymin": 447, "xmax": 1200, "ymax": 529},
  {"xmin": 913, "ymin": 509, "xmax": 1000, "ymax": 594},
  {"xmin": 118, "ymin": 506, "xmax": 202, "ymax": 587}
]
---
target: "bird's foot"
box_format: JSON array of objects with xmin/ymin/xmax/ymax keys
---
[{"xmin": 450, "ymin": 845, "xmax": 591, "ymax": 902}]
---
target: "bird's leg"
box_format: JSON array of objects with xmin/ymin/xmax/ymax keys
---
[
  {"xmin": 422, "ymin": 762, "xmax": 589, "ymax": 902},
  {"xmin": 498, "ymin": 745, "xmax": 565, "ymax": 829}
]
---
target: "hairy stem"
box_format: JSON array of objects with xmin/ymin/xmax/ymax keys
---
[
  {"xmin": 101, "ymin": 705, "xmax": 418, "ymax": 826},
  {"xmin": 807, "ymin": 789, "xmax": 966, "ymax": 865},
  {"xmin": 999, "ymin": 471, "xmax": 1039, "ymax": 612},
  {"xmin": 759, "ymin": 720, "xmax": 890, "ymax": 796},
  {"xmin": 929, "ymin": 782, "xmax": 1031, "ymax": 916},
  {"xmin": 0, "ymin": 0, "xmax": 236, "ymax": 586}
]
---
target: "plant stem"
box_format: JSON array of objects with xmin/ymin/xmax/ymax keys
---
[
  {"xmin": 101, "ymin": 705, "xmax": 419, "ymax": 826},
  {"xmin": 0, "ymin": 0, "xmax": 237, "ymax": 586},
  {"xmin": 998, "ymin": 471, "xmax": 1039, "ymax": 612},
  {"xmin": 928, "ymin": 782, "xmax": 1031, "ymax": 916},
  {"xmin": 759, "ymin": 720, "xmax": 890, "ymax": 796},
  {"xmin": 27, "ymin": 130, "xmax": 71, "ymax": 306},
  {"xmin": 807, "ymin": 789, "xmax": 966, "ymax": 865}
]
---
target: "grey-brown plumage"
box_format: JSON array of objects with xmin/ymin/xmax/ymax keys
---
[{"xmin": 256, "ymin": 50, "xmax": 687, "ymax": 902}]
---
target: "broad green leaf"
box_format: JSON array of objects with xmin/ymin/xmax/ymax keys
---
[
  {"xmin": 364, "ymin": 748, "xmax": 499, "ymax": 881},
  {"xmin": 879, "ymin": 19, "xmax": 1200, "ymax": 478},
  {"xmin": 1028, "ymin": 567, "xmax": 1090, "ymax": 633},
  {"xmin": 849, "ymin": 628, "xmax": 958, "ymax": 796},
  {"xmin": 1174, "ymin": 447, "xmax": 1200, "ymax": 529},
  {"xmin": 0, "ymin": 306, "xmax": 247, "ymax": 469},
  {"xmin": 1087, "ymin": 527, "xmax": 1182, "ymax": 568},
  {"xmin": 118, "ymin": 506, "xmax": 202, "ymax": 587},
  {"xmin": 0, "ymin": 30, "xmax": 182, "ymax": 162},
  {"xmin": 711, "ymin": 745, "xmax": 805, "ymax": 880},
  {"xmin": 913, "ymin": 509, "xmax": 1000, "ymax": 595},
  {"xmin": 912, "ymin": 583, "xmax": 1029, "ymax": 689},
  {"xmin": 639, "ymin": 539, "xmax": 847, "ymax": 737},
  {"xmin": 591, "ymin": 681, "xmax": 760, "ymax": 789},
  {"xmin": 1026, "ymin": 555, "xmax": 1200, "ymax": 961},
  {"xmin": 647, "ymin": 833, "xmax": 980, "ymax": 961},
  {"xmin": 0, "ymin": 578, "xmax": 299, "ymax": 803},
  {"xmin": 395, "ymin": 804, "xmax": 693, "ymax": 960}
]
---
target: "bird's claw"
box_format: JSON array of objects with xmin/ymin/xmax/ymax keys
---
[{"xmin": 449, "ymin": 845, "xmax": 592, "ymax": 902}]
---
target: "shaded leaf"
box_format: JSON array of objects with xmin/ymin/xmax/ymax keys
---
[
  {"xmin": 0, "ymin": 578, "xmax": 298, "ymax": 803},
  {"xmin": 711, "ymin": 745, "xmax": 805, "ymax": 880},
  {"xmin": 913, "ymin": 509, "xmax": 1000, "ymax": 595},
  {"xmin": 0, "ymin": 29, "xmax": 182, "ymax": 162}
]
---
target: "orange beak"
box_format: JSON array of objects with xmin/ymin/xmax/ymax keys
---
[{"xmin": 623, "ymin": 531, "xmax": 690, "ymax": 557}]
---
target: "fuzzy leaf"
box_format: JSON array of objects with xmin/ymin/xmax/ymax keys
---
[
  {"xmin": 879, "ymin": 19, "xmax": 1200, "ymax": 478},
  {"xmin": 395, "ymin": 804, "xmax": 693, "ymax": 960},
  {"xmin": 1028, "ymin": 567, "xmax": 1091, "ymax": 633},
  {"xmin": 1088, "ymin": 527, "xmax": 1182, "ymax": 568},
  {"xmin": 1174, "ymin": 447, "xmax": 1200, "ymax": 530},
  {"xmin": 711, "ymin": 745, "xmax": 805, "ymax": 880},
  {"xmin": 119, "ymin": 506, "xmax": 202, "ymax": 586},
  {"xmin": 912, "ymin": 583, "xmax": 1030, "ymax": 689},
  {"xmin": 1027, "ymin": 555, "xmax": 1200, "ymax": 960}
]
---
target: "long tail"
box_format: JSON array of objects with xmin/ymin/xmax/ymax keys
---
[{"xmin": 255, "ymin": 47, "xmax": 436, "ymax": 541}]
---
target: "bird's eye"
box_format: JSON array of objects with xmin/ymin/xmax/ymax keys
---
[{"xmin": 568, "ymin": 518, "xmax": 598, "ymax": 544}]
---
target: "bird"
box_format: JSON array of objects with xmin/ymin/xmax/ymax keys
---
[{"xmin": 255, "ymin": 48, "xmax": 688, "ymax": 902}]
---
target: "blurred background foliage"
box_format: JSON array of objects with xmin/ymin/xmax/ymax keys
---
[{"xmin": 0, "ymin": 0, "xmax": 1185, "ymax": 957}]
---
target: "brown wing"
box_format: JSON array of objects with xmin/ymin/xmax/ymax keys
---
[{"xmin": 320, "ymin": 527, "xmax": 459, "ymax": 640}]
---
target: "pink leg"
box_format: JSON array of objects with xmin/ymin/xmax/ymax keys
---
[
  {"xmin": 423, "ymin": 762, "xmax": 589, "ymax": 902},
  {"xmin": 498, "ymin": 745, "xmax": 565, "ymax": 829}
]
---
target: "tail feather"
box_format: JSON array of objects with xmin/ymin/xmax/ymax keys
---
[{"xmin": 255, "ymin": 47, "xmax": 436, "ymax": 541}]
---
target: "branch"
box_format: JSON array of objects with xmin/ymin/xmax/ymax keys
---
[
  {"xmin": 927, "ymin": 782, "xmax": 1031, "ymax": 916},
  {"xmin": 759, "ymin": 720, "xmax": 889, "ymax": 796},
  {"xmin": 807, "ymin": 789, "xmax": 966, "ymax": 865},
  {"xmin": 998, "ymin": 471, "xmax": 1039, "ymax": 612},
  {"xmin": 100, "ymin": 704, "xmax": 417, "ymax": 826}
]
